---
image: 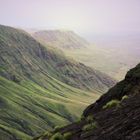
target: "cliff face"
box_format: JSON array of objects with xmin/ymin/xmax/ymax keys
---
[{"xmin": 38, "ymin": 63, "xmax": 140, "ymax": 140}]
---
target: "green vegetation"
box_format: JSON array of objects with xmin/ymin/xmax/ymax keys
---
[
  {"xmin": 50, "ymin": 132, "xmax": 64, "ymax": 140},
  {"xmin": 42, "ymin": 131, "xmax": 52, "ymax": 138},
  {"xmin": 86, "ymin": 115, "xmax": 94, "ymax": 122},
  {"xmin": 82, "ymin": 122, "xmax": 97, "ymax": 131},
  {"xmin": 63, "ymin": 132, "xmax": 72, "ymax": 140},
  {"xmin": 33, "ymin": 30, "xmax": 116, "ymax": 92},
  {"xmin": 33, "ymin": 131, "xmax": 52, "ymax": 140},
  {"xmin": 121, "ymin": 95, "xmax": 129, "ymax": 101},
  {"xmin": 0, "ymin": 25, "xmax": 104, "ymax": 139},
  {"xmin": 82, "ymin": 115, "xmax": 97, "ymax": 132},
  {"xmin": 34, "ymin": 63, "xmax": 140, "ymax": 140},
  {"xmin": 103, "ymin": 99, "xmax": 120, "ymax": 109},
  {"xmin": 54, "ymin": 126, "xmax": 63, "ymax": 132},
  {"xmin": 0, "ymin": 75, "xmax": 99, "ymax": 140},
  {"xmin": 102, "ymin": 95, "xmax": 129, "ymax": 110},
  {"xmin": 49, "ymin": 132, "xmax": 72, "ymax": 140}
]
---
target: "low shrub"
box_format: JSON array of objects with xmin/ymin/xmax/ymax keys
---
[
  {"xmin": 121, "ymin": 95, "xmax": 129, "ymax": 101},
  {"xmin": 82, "ymin": 122, "xmax": 97, "ymax": 131},
  {"xmin": 103, "ymin": 99, "xmax": 120, "ymax": 109}
]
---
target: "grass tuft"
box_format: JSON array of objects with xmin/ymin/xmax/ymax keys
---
[
  {"xmin": 82, "ymin": 122, "xmax": 97, "ymax": 131},
  {"xmin": 103, "ymin": 99, "xmax": 120, "ymax": 109},
  {"xmin": 121, "ymin": 95, "xmax": 129, "ymax": 101}
]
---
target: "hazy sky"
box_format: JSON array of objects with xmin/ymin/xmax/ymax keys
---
[{"xmin": 0, "ymin": 0, "xmax": 140, "ymax": 36}]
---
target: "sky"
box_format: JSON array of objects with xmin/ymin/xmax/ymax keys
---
[{"xmin": 0, "ymin": 0, "xmax": 140, "ymax": 38}]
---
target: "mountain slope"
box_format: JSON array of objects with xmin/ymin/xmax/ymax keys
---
[
  {"xmin": 0, "ymin": 25, "xmax": 114, "ymax": 140},
  {"xmin": 64, "ymin": 39, "xmax": 140, "ymax": 81},
  {"xmin": 0, "ymin": 75, "xmax": 99, "ymax": 140},
  {"xmin": 0, "ymin": 25, "xmax": 115, "ymax": 92},
  {"xmin": 33, "ymin": 30, "xmax": 140, "ymax": 81},
  {"xmin": 33, "ymin": 30, "xmax": 89, "ymax": 49},
  {"xmin": 38, "ymin": 63, "xmax": 140, "ymax": 140},
  {"xmin": 58, "ymin": 39, "xmax": 140, "ymax": 81}
]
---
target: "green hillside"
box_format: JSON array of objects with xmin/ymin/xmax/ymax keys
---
[
  {"xmin": 0, "ymin": 25, "xmax": 115, "ymax": 92},
  {"xmin": 0, "ymin": 75, "xmax": 99, "ymax": 140},
  {"xmin": 0, "ymin": 25, "xmax": 115, "ymax": 139}
]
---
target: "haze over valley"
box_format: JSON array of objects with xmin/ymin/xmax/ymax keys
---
[
  {"xmin": 33, "ymin": 30, "xmax": 140, "ymax": 80},
  {"xmin": 0, "ymin": 0, "xmax": 140, "ymax": 140}
]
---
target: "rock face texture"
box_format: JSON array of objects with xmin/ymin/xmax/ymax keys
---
[{"xmin": 37, "ymin": 63, "xmax": 140, "ymax": 140}]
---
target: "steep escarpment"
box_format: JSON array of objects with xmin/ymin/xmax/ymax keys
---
[{"xmin": 38, "ymin": 63, "xmax": 140, "ymax": 140}]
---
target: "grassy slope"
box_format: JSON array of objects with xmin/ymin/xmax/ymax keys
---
[
  {"xmin": 0, "ymin": 25, "xmax": 107, "ymax": 139},
  {"xmin": 0, "ymin": 75, "xmax": 99, "ymax": 140},
  {"xmin": 0, "ymin": 25, "xmax": 115, "ymax": 93}
]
